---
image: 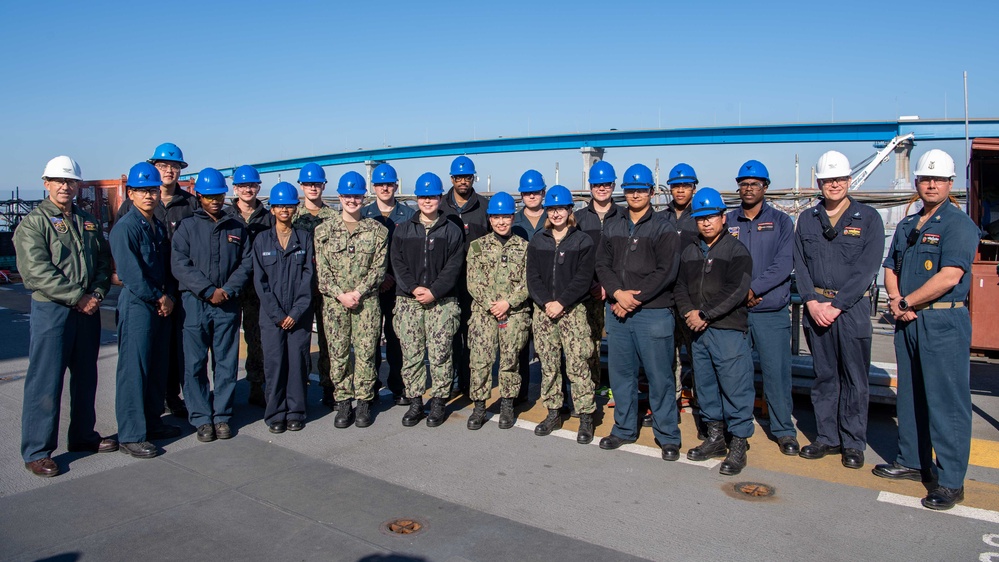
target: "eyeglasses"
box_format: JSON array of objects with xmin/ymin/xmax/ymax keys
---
[
  {"xmin": 522, "ymin": 192, "xmax": 544, "ymax": 197},
  {"xmin": 819, "ymin": 177, "xmax": 850, "ymax": 186},
  {"xmin": 452, "ymin": 175, "xmax": 474, "ymax": 182},
  {"xmin": 301, "ymin": 183, "xmax": 324, "ymax": 189},
  {"xmin": 154, "ymin": 162, "xmax": 182, "ymax": 171},
  {"xmin": 131, "ymin": 189, "xmax": 159, "ymax": 198},
  {"xmin": 737, "ymin": 181, "xmax": 766, "ymax": 190},
  {"xmin": 591, "ymin": 182, "xmax": 614, "ymax": 189},
  {"xmin": 46, "ymin": 178, "xmax": 80, "ymax": 187},
  {"xmin": 916, "ymin": 177, "xmax": 953, "ymax": 186},
  {"xmin": 547, "ymin": 206, "xmax": 571, "ymax": 215},
  {"xmin": 339, "ymin": 194, "xmax": 364, "ymax": 200},
  {"xmin": 200, "ymin": 193, "xmax": 225, "ymax": 201},
  {"xmin": 271, "ymin": 204, "xmax": 297, "ymax": 210},
  {"xmin": 670, "ymin": 183, "xmax": 695, "ymax": 191},
  {"xmin": 235, "ymin": 184, "xmax": 261, "ymax": 190},
  {"xmin": 695, "ymin": 214, "xmax": 722, "ymax": 223}
]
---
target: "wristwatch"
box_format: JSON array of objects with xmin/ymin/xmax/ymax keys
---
[
  {"xmin": 898, "ymin": 297, "xmax": 909, "ymax": 311},
  {"xmin": 92, "ymin": 292, "xmax": 104, "ymax": 302},
  {"xmin": 698, "ymin": 310, "xmax": 708, "ymax": 321}
]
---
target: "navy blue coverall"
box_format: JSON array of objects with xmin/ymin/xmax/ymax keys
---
[
  {"xmin": 362, "ymin": 201, "xmax": 416, "ymax": 399},
  {"xmin": 793, "ymin": 198, "xmax": 885, "ymax": 451},
  {"xmin": 109, "ymin": 208, "xmax": 176, "ymax": 443},
  {"xmin": 884, "ymin": 202, "xmax": 979, "ymax": 489},
  {"xmin": 253, "ymin": 227, "xmax": 315, "ymax": 426},
  {"xmin": 171, "ymin": 209, "xmax": 252, "ymax": 428},
  {"xmin": 726, "ymin": 201, "xmax": 796, "ymax": 439}
]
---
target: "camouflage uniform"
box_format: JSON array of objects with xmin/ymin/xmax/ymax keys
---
[
  {"xmin": 533, "ymin": 304, "xmax": 596, "ymax": 414},
  {"xmin": 314, "ymin": 212, "xmax": 388, "ymax": 402},
  {"xmin": 466, "ymin": 234, "xmax": 531, "ymax": 402},
  {"xmin": 394, "ymin": 296, "xmax": 460, "ymax": 399},
  {"xmin": 293, "ymin": 204, "xmax": 331, "ymax": 387}
]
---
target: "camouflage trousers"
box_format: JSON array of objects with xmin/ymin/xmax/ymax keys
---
[
  {"xmin": 584, "ymin": 297, "xmax": 605, "ymax": 387},
  {"xmin": 468, "ymin": 309, "xmax": 531, "ymax": 402},
  {"xmin": 533, "ymin": 304, "xmax": 596, "ymax": 414},
  {"xmin": 394, "ymin": 296, "xmax": 459, "ymax": 400},
  {"xmin": 241, "ymin": 286, "xmax": 264, "ymax": 387},
  {"xmin": 315, "ymin": 293, "xmax": 332, "ymax": 389},
  {"xmin": 324, "ymin": 295, "xmax": 381, "ymax": 402}
]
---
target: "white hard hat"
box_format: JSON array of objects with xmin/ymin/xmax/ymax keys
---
[
  {"xmin": 815, "ymin": 150, "xmax": 852, "ymax": 180},
  {"xmin": 41, "ymin": 156, "xmax": 83, "ymax": 181},
  {"xmin": 914, "ymin": 149, "xmax": 956, "ymax": 179}
]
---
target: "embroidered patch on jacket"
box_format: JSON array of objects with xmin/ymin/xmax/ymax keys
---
[
  {"xmin": 50, "ymin": 217, "xmax": 68, "ymax": 233},
  {"xmin": 757, "ymin": 222, "xmax": 774, "ymax": 232},
  {"xmin": 728, "ymin": 227, "xmax": 740, "ymax": 238},
  {"xmin": 921, "ymin": 233, "xmax": 941, "ymax": 245},
  {"xmin": 83, "ymin": 221, "xmax": 98, "ymax": 231},
  {"xmin": 227, "ymin": 234, "xmax": 241, "ymax": 244},
  {"xmin": 842, "ymin": 226, "xmax": 862, "ymax": 237}
]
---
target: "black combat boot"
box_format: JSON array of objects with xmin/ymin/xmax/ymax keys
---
[
  {"xmin": 577, "ymin": 413, "xmax": 594, "ymax": 444},
  {"xmin": 427, "ymin": 397, "xmax": 447, "ymax": 427},
  {"xmin": 354, "ymin": 400, "xmax": 372, "ymax": 428},
  {"xmin": 686, "ymin": 421, "xmax": 727, "ymax": 461},
  {"xmin": 498, "ymin": 398, "xmax": 516, "ymax": 429},
  {"xmin": 467, "ymin": 400, "xmax": 487, "ymax": 430},
  {"xmin": 334, "ymin": 400, "xmax": 354, "ymax": 428},
  {"xmin": 321, "ymin": 387, "xmax": 336, "ymax": 410},
  {"xmin": 248, "ymin": 383, "xmax": 266, "ymax": 408},
  {"xmin": 401, "ymin": 396, "xmax": 424, "ymax": 427},
  {"xmin": 534, "ymin": 409, "xmax": 563, "ymax": 436},
  {"xmin": 719, "ymin": 436, "xmax": 749, "ymax": 475}
]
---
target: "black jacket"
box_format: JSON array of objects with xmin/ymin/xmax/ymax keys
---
[
  {"xmin": 117, "ymin": 187, "xmax": 197, "ymax": 239},
  {"xmin": 171, "ymin": 209, "xmax": 252, "ymax": 300},
  {"xmin": 228, "ymin": 198, "xmax": 274, "ymax": 244},
  {"xmin": 574, "ymin": 201, "xmax": 626, "ymax": 247},
  {"xmin": 675, "ymin": 231, "xmax": 753, "ymax": 332},
  {"xmin": 390, "ymin": 214, "xmax": 466, "ymax": 300},
  {"xmin": 658, "ymin": 202, "xmax": 699, "ymax": 251},
  {"xmin": 596, "ymin": 207, "xmax": 680, "ymax": 310},
  {"xmin": 441, "ymin": 188, "xmax": 490, "ymax": 244},
  {"xmin": 526, "ymin": 227, "xmax": 595, "ymax": 309}
]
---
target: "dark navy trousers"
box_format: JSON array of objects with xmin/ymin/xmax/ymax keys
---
[
  {"xmin": 376, "ymin": 290, "xmax": 404, "ymax": 397},
  {"xmin": 605, "ymin": 304, "xmax": 679, "ymax": 445},
  {"xmin": 691, "ymin": 327, "xmax": 756, "ymax": 439},
  {"xmin": 115, "ymin": 290, "xmax": 168, "ymax": 443},
  {"xmin": 803, "ymin": 298, "xmax": 872, "ymax": 450},
  {"xmin": 21, "ymin": 300, "xmax": 102, "ymax": 462},
  {"xmin": 261, "ymin": 311, "xmax": 313, "ymax": 425},
  {"xmin": 894, "ymin": 308, "xmax": 972, "ymax": 489},
  {"xmin": 748, "ymin": 309, "xmax": 796, "ymax": 438},
  {"xmin": 181, "ymin": 294, "xmax": 241, "ymax": 427}
]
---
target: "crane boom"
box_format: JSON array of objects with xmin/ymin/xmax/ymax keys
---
[{"xmin": 849, "ymin": 133, "xmax": 915, "ymax": 190}]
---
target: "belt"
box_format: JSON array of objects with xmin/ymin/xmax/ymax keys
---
[
  {"xmin": 912, "ymin": 301, "xmax": 965, "ymax": 311},
  {"xmin": 814, "ymin": 287, "xmax": 870, "ymax": 299}
]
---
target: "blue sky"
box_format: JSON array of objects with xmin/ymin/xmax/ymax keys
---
[{"xmin": 2, "ymin": 0, "xmax": 996, "ymax": 200}]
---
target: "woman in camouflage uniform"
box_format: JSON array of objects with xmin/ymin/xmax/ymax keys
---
[{"xmin": 465, "ymin": 192, "xmax": 531, "ymax": 431}]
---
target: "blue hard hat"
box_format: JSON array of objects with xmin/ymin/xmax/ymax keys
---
[
  {"xmin": 621, "ymin": 163, "xmax": 655, "ymax": 188},
  {"xmin": 450, "ymin": 156, "xmax": 476, "ymax": 176},
  {"xmin": 414, "ymin": 172, "xmax": 444, "ymax": 196},
  {"xmin": 588, "ymin": 160, "xmax": 616, "ymax": 185},
  {"xmin": 543, "ymin": 185, "xmax": 573, "ymax": 207},
  {"xmin": 337, "ymin": 171, "xmax": 367, "ymax": 195},
  {"xmin": 269, "ymin": 182, "xmax": 300, "ymax": 206},
  {"xmin": 487, "ymin": 192, "xmax": 516, "ymax": 215},
  {"xmin": 667, "ymin": 163, "xmax": 698, "ymax": 185},
  {"xmin": 372, "ymin": 163, "xmax": 398, "ymax": 184},
  {"xmin": 195, "ymin": 167, "xmax": 228, "ymax": 195},
  {"xmin": 298, "ymin": 162, "xmax": 327, "ymax": 184},
  {"xmin": 232, "ymin": 165, "xmax": 261, "ymax": 185},
  {"xmin": 126, "ymin": 162, "xmax": 162, "ymax": 189},
  {"xmin": 148, "ymin": 142, "xmax": 188, "ymax": 169},
  {"xmin": 689, "ymin": 187, "xmax": 727, "ymax": 218},
  {"xmin": 736, "ymin": 160, "xmax": 770, "ymax": 183},
  {"xmin": 518, "ymin": 169, "xmax": 546, "ymax": 193}
]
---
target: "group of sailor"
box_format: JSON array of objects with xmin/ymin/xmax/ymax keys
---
[{"xmin": 14, "ymin": 143, "xmax": 977, "ymax": 511}]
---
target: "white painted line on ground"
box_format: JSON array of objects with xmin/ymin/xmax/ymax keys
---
[
  {"xmin": 0, "ymin": 306, "xmax": 6, "ymax": 310},
  {"xmin": 877, "ymin": 491, "xmax": 999, "ymax": 524},
  {"xmin": 0, "ymin": 287, "xmax": 11, "ymax": 291},
  {"xmin": 871, "ymin": 360, "xmax": 897, "ymax": 371}
]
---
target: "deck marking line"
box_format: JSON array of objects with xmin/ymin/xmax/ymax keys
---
[{"xmin": 877, "ymin": 491, "xmax": 999, "ymax": 524}]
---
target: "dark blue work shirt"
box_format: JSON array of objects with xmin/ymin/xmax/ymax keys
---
[
  {"xmin": 362, "ymin": 200, "xmax": 416, "ymax": 278},
  {"xmin": 252, "ymin": 227, "xmax": 315, "ymax": 324},
  {"xmin": 512, "ymin": 207, "xmax": 547, "ymax": 242},
  {"xmin": 110, "ymin": 208, "xmax": 175, "ymax": 304},
  {"xmin": 793, "ymin": 197, "xmax": 885, "ymax": 311},
  {"xmin": 726, "ymin": 201, "xmax": 794, "ymax": 313},
  {"xmin": 171, "ymin": 209, "xmax": 252, "ymax": 300},
  {"xmin": 883, "ymin": 202, "xmax": 980, "ymax": 301}
]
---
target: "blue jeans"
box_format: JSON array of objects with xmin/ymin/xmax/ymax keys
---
[
  {"xmin": 748, "ymin": 309, "xmax": 795, "ymax": 438},
  {"xmin": 691, "ymin": 327, "xmax": 756, "ymax": 439},
  {"xmin": 605, "ymin": 305, "xmax": 679, "ymax": 445}
]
